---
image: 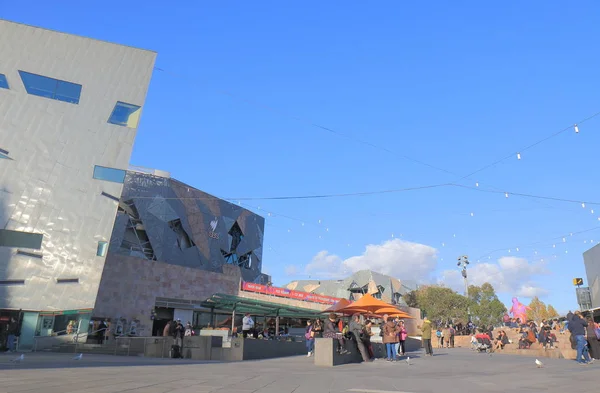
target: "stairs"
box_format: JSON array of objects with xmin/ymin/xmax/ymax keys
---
[
  {"xmin": 453, "ymin": 328, "xmax": 577, "ymax": 360},
  {"xmin": 48, "ymin": 341, "xmax": 145, "ymax": 356}
]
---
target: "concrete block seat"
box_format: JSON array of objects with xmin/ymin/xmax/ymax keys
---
[{"xmin": 314, "ymin": 337, "xmax": 363, "ymax": 367}]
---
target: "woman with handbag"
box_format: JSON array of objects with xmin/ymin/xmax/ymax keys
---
[{"xmin": 305, "ymin": 320, "xmax": 315, "ymax": 357}]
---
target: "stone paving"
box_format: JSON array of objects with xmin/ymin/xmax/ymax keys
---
[{"xmin": 0, "ymin": 348, "xmax": 598, "ymax": 393}]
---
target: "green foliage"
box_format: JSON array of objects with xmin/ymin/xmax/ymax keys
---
[
  {"xmin": 404, "ymin": 290, "xmax": 419, "ymax": 308},
  {"xmin": 408, "ymin": 282, "xmax": 507, "ymax": 327},
  {"xmin": 467, "ymin": 283, "xmax": 507, "ymax": 327},
  {"xmin": 412, "ymin": 285, "xmax": 469, "ymax": 324}
]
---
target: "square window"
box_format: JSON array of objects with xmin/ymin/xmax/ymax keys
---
[
  {"xmin": 93, "ymin": 165, "xmax": 126, "ymax": 183},
  {"xmin": 108, "ymin": 102, "xmax": 142, "ymax": 128},
  {"xmin": 0, "ymin": 74, "xmax": 9, "ymax": 89}
]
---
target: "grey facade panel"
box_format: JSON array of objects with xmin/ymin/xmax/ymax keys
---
[
  {"xmin": 583, "ymin": 244, "xmax": 600, "ymax": 308},
  {"xmin": 0, "ymin": 20, "xmax": 156, "ymax": 311},
  {"xmin": 107, "ymin": 172, "xmax": 269, "ymax": 284}
]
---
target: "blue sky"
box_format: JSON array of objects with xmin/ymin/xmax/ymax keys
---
[{"xmin": 5, "ymin": 1, "xmax": 600, "ymax": 313}]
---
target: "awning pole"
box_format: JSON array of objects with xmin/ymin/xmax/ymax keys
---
[
  {"xmin": 231, "ymin": 304, "xmax": 236, "ymax": 335},
  {"xmin": 275, "ymin": 309, "xmax": 280, "ymax": 337}
]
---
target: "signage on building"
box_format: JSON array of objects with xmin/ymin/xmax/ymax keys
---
[
  {"xmin": 241, "ymin": 281, "xmax": 340, "ymax": 305},
  {"xmin": 576, "ymin": 287, "xmax": 592, "ymax": 310},
  {"xmin": 208, "ymin": 217, "xmax": 220, "ymax": 239}
]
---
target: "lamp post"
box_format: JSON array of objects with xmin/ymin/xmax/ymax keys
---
[{"xmin": 457, "ymin": 255, "xmax": 470, "ymax": 320}]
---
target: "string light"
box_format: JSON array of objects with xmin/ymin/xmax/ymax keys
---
[
  {"xmin": 516, "ymin": 247, "xmax": 519, "ymax": 252},
  {"xmin": 592, "ymin": 210, "xmax": 595, "ymax": 214},
  {"xmin": 475, "ymin": 182, "xmax": 479, "ymax": 187},
  {"xmin": 574, "ymin": 124, "xmax": 579, "ymax": 133},
  {"xmin": 562, "ymin": 237, "xmax": 566, "ymax": 242},
  {"xmin": 505, "ymin": 192, "xmax": 509, "ymax": 198},
  {"xmin": 517, "ymin": 153, "xmax": 521, "ymax": 160},
  {"xmin": 470, "ymin": 212, "xmax": 474, "ymax": 217},
  {"xmin": 582, "ymin": 203, "xmax": 586, "ymax": 208}
]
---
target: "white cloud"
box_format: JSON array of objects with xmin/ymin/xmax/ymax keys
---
[
  {"xmin": 304, "ymin": 239, "xmax": 438, "ymax": 281},
  {"xmin": 438, "ymin": 256, "xmax": 548, "ymax": 298}
]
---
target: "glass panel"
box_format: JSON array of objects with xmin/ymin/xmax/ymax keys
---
[
  {"xmin": 108, "ymin": 102, "xmax": 142, "ymax": 128},
  {"xmin": 93, "ymin": 165, "xmax": 126, "ymax": 184},
  {"xmin": 54, "ymin": 80, "xmax": 83, "ymax": 104},
  {"xmin": 18, "ymin": 312, "xmax": 39, "ymax": 351},
  {"xmin": 18, "ymin": 71, "xmax": 81, "ymax": 104},
  {"xmin": 0, "ymin": 229, "xmax": 43, "ymax": 249},
  {"xmin": 19, "ymin": 71, "xmax": 57, "ymax": 99},
  {"xmin": 0, "ymin": 74, "xmax": 9, "ymax": 89},
  {"xmin": 96, "ymin": 241, "xmax": 108, "ymax": 257}
]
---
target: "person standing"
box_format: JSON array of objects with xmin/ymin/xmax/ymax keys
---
[
  {"xmin": 586, "ymin": 316, "xmax": 600, "ymax": 360},
  {"xmin": 6, "ymin": 317, "xmax": 18, "ymax": 352},
  {"xmin": 382, "ymin": 315, "xmax": 400, "ymax": 361},
  {"xmin": 364, "ymin": 320, "xmax": 375, "ymax": 360},
  {"xmin": 349, "ymin": 313, "xmax": 370, "ymax": 362},
  {"xmin": 398, "ymin": 320, "xmax": 408, "ymax": 356},
  {"xmin": 419, "ymin": 317, "xmax": 433, "ymax": 356},
  {"xmin": 242, "ymin": 313, "xmax": 254, "ymax": 339},
  {"xmin": 305, "ymin": 320, "xmax": 315, "ymax": 357},
  {"xmin": 569, "ymin": 311, "xmax": 593, "ymax": 365}
]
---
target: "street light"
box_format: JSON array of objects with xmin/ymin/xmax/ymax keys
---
[{"xmin": 457, "ymin": 255, "xmax": 470, "ymax": 320}]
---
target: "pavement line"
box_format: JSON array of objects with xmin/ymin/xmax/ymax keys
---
[{"xmin": 347, "ymin": 389, "xmax": 415, "ymax": 393}]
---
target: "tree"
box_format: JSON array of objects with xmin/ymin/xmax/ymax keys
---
[
  {"xmin": 411, "ymin": 285, "xmax": 469, "ymax": 325},
  {"xmin": 404, "ymin": 290, "xmax": 419, "ymax": 308},
  {"xmin": 527, "ymin": 297, "xmax": 549, "ymax": 322},
  {"xmin": 526, "ymin": 297, "xmax": 560, "ymax": 321},
  {"xmin": 467, "ymin": 283, "xmax": 507, "ymax": 327},
  {"xmin": 547, "ymin": 305, "xmax": 559, "ymax": 318}
]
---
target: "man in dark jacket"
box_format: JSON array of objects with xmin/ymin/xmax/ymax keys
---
[
  {"xmin": 568, "ymin": 311, "xmax": 593, "ymax": 365},
  {"xmin": 6, "ymin": 317, "xmax": 18, "ymax": 352},
  {"xmin": 323, "ymin": 313, "xmax": 348, "ymax": 354},
  {"xmin": 349, "ymin": 314, "xmax": 370, "ymax": 362}
]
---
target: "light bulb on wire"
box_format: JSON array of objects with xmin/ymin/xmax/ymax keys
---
[
  {"xmin": 505, "ymin": 192, "xmax": 509, "ymax": 198},
  {"xmin": 582, "ymin": 202, "xmax": 586, "ymax": 208},
  {"xmin": 475, "ymin": 182, "xmax": 479, "ymax": 187},
  {"xmin": 517, "ymin": 153, "xmax": 521, "ymax": 160},
  {"xmin": 574, "ymin": 124, "xmax": 579, "ymax": 133}
]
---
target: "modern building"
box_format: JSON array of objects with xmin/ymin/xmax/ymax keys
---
[
  {"xmin": 284, "ymin": 270, "xmax": 417, "ymax": 306},
  {"xmin": 92, "ymin": 169, "xmax": 270, "ymax": 336},
  {"xmin": 0, "ymin": 20, "xmax": 156, "ymax": 349},
  {"xmin": 583, "ymin": 244, "xmax": 600, "ymax": 309}
]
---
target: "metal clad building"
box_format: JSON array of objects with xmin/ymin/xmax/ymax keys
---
[
  {"xmin": 93, "ymin": 170, "xmax": 269, "ymax": 336},
  {"xmin": 583, "ymin": 244, "xmax": 600, "ymax": 308},
  {"xmin": 0, "ymin": 20, "xmax": 156, "ymax": 348}
]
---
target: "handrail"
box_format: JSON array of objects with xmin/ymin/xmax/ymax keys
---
[{"xmin": 33, "ymin": 330, "xmax": 72, "ymax": 352}]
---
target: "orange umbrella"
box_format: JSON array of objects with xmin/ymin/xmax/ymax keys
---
[
  {"xmin": 322, "ymin": 299, "xmax": 352, "ymax": 314},
  {"xmin": 337, "ymin": 293, "xmax": 395, "ymax": 314}
]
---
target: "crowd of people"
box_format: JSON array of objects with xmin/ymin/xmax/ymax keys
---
[{"xmin": 303, "ymin": 312, "xmax": 415, "ymax": 362}]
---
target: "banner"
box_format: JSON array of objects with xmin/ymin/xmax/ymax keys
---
[{"xmin": 241, "ymin": 281, "xmax": 340, "ymax": 305}]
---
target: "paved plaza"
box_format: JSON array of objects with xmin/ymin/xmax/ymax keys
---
[{"xmin": 0, "ymin": 348, "xmax": 598, "ymax": 393}]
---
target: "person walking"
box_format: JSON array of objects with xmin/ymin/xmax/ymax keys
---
[
  {"xmin": 419, "ymin": 317, "xmax": 433, "ymax": 356},
  {"xmin": 569, "ymin": 311, "xmax": 593, "ymax": 365},
  {"xmin": 382, "ymin": 315, "xmax": 400, "ymax": 361}
]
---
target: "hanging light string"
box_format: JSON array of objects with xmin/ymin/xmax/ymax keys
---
[
  {"xmin": 153, "ymin": 66, "xmax": 600, "ymax": 195},
  {"xmin": 451, "ymin": 111, "xmax": 600, "ymax": 182},
  {"xmin": 129, "ymin": 182, "xmax": 600, "ymax": 206}
]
